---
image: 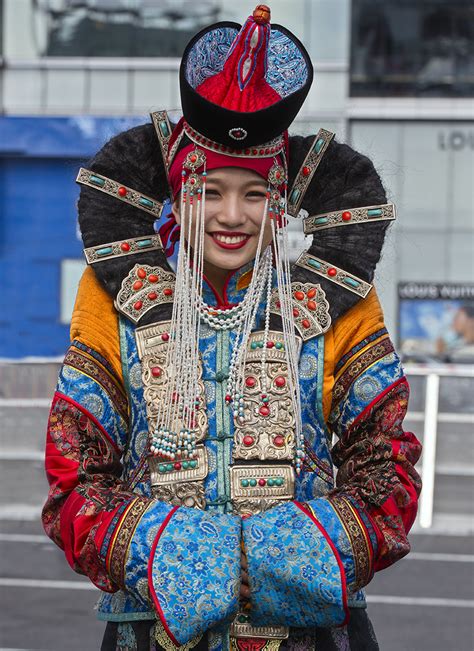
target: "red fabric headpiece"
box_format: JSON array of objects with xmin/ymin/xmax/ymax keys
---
[{"xmin": 168, "ymin": 119, "xmax": 284, "ymax": 198}]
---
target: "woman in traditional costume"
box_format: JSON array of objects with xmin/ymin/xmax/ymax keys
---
[{"xmin": 43, "ymin": 6, "xmax": 421, "ymax": 650}]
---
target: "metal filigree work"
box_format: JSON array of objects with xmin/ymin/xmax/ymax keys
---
[
  {"xmin": 230, "ymin": 620, "xmax": 289, "ymax": 640},
  {"xmin": 270, "ymin": 283, "xmax": 331, "ymax": 341},
  {"xmin": 183, "ymin": 121, "xmax": 285, "ymax": 159},
  {"xmin": 135, "ymin": 321, "xmax": 209, "ymax": 510},
  {"xmin": 232, "ymin": 331, "xmax": 301, "ymax": 462},
  {"xmin": 286, "ymin": 128, "xmax": 334, "ymax": 217},
  {"xmin": 76, "ymin": 168, "xmax": 163, "ymax": 217},
  {"xmin": 304, "ymin": 203, "xmax": 396, "ymax": 234},
  {"xmin": 115, "ymin": 265, "xmax": 176, "ymax": 324},
  {"xmin": 230, "ymin": 464, "xmax": 295, "ymax": 517},
  {"xmin": 83, "ymin": 234, "xmax": 162, "ymax": 265},
  {"xmin": 150, "ymin": 110, "xmax": 173, "ymax": 183},
  {"xmin": 296, "ymin": 252, "xmax": 373, "ymax": 298}
]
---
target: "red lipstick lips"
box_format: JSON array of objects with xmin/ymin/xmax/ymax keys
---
[{"xmin": 210, "ymin": 231, "xmax": 250, "ymax": 250}]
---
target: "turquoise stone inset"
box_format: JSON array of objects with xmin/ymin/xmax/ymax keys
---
[
  {"xmin": 90, "ymin": 174, "xmax": 105, "ymax": 187},
  {"xmin": 159, "ymin": 120, "xmax": 170, "ymax": 138},
  {"xmin": 137, "ymin": 239, "xmax": 152, "ymax": 248},
  {"xmin": 313, "ymin": 138, "xmax": 325, "ymax": 154},
  {"xmin": 96, "ymin": 247, "xmax": 113, "ymax": 256},
  {"xmin": 367, "ymin": 208, "xmax": 383, "ymax": 217},
  {"xmin": 343, "ymin": 277, "xmax": 361, "ymax": 288},
  {"xmin": 313, "ymin": 217, "xmax": 329, "ymax": 225},
  {"xmin": 139, "ymin": 197, "xmax": 154, "ymax": 208},
  {"xmin": 307, "ymin": 258, "xmax": 322, "ymax": 270},
  {"xmin": 289, "ymin": 187, "xmax": 301, "ymax": 204}
]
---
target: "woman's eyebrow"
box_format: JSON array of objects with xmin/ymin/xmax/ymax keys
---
[{"xmin": 206, "ymin": 177, "xmax": 267, "ymax": 188}]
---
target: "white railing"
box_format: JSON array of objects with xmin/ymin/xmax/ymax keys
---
[{"xmin": 404, "ymin": 364, "xmax": 474, "ymax": 529}]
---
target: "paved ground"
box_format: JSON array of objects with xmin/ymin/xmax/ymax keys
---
[{"xmin": 0, "ymin": 518, "xmax": 472, "ymax": 651}]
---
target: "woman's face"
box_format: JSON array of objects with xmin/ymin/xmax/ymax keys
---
[{"xmin": 172, "ymin": 167, "xmax": 273, "ymax": 274}]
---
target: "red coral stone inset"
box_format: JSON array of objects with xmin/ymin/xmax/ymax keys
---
[
  {"xmin": 120, "ymin": 242, "xmax": 130, "ymax": 252},
  {"xmin": 302, "ymin": 318, "xmax": 311, "ymax": 329},
  {"xmin": 328, "ymin": 267, "xmax": 337, "ymax": 277},
  {"xmin": 118, "ymin": 186, "xmax": 127, "ymax": 197},
  {"xmin": 307, "ymin": 300, "xmax": 317, "ymax": 311},
  {"xmin": 243, "ymin": 435, "xmax": 254, "ymax": 447},
  {"xmin": 259, "ymin": 405, "xmax": 270, "ymax": 417},
  {"xmin": 274, "ymin": 376, "xmax": 286, "ymax": 387},
  {"xmin": 163, "ymin": 288, "xmax": 173, "ymax": 296},
  {"xmin": 148, "ymin": 292, "xmax": 157, "ymax": 300},
  {"xmin": 342, "ymin": 211, "xmax": 352, "ymax": 221},
  {"xmin": 137, "ymin": 268, "xmax": 147, "ymax": 279},
  {"xmin": 258, "ymin": 478, "xmax": 266, "ymax": 486},
  {"xmin": 148, "ymin": 274, "xmax": 159, "ymax": 283},
  {"xmin": 294, "ymin": 291, "xmax": 305, "ymax": 301},
  {"xmin": 161, "ymin": 333, "xmax": 170, "ymax": 341},
  {"xmin": 133, "ymin": 280, "xmax": 143, "ymax": 291},
  {"xmin": 302, "ymin": 166, "xmax": 311, "ymax": 177},
  {"xmin": 133, "ymin": 300, "xmax": 143, "ymax": 311},
  {"xmin": 307, "ymin": 288, "xmax": 317, "ymax": 298},
  {"xmin": 245, "ymin": 377, "xmax": 256, "ymax": 388},
  {"xmin": 273, "ymin": 435, "xmax": 285, "ymax": 447},
  {"xmin": 151, "ymin": 367, "xmax": 161, "ymax": 377}
]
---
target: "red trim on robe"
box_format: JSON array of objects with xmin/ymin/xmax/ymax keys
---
[
  {"xmin": 148, "ymin": 505, "xmax": 181, "ymax": 646},
  {"xmin": 293, "ymin": 500, "xmax": 350, "ymax": 626}
]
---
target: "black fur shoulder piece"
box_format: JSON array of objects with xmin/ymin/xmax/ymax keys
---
[
  {"xmin": 78, "ymin": 123, "xmax": 390, "ymax": 328},
  {"xmin": 287, "ymin": 134, "xmax": 390, "ymax": 323},
  {"xmin": 77, "ymin": 122, "xmax": 174, "ymax": 325}
]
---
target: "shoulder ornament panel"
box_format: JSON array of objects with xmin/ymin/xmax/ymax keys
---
[
  {"xmin": 83, "ymin": 233, "xmax": 163, "ymax": 264},
  {"xmin": 76, "ymin": 167, "xmax": 164, "ymax": 218},
  {"xmin": 150, "ymin": 110, "xmax": 173, "ymax": 184},
  {"xmin": 303, "ymin": 203, "xmax": 396, "ymax": 234},
  {"xmin": 295, "ymin": 253, "xmax": 373, "ymax": 299},
  {"xmin": 270, "ymin": 282, "xmax": 331, "ymax": 340},
  {"xmin": 287, "ymin": 128, "xmax": 335, "ymax": 217},
  {"xmin": 114, "ymin": 264, "xmax": 176, "ymax": 324}
]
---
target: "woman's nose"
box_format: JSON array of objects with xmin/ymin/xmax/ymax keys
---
[{"xmin": 216, "ymin": 196, "xmax": 245, "ymax": 227}]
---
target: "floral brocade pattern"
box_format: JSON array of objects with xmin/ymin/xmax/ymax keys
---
[
  {"xmin": 150, "ymin": 507, "xmax": 241, "ymax": 646},
  {"xmin": 242, "ymin": 502, "xmax": 347, "ymax": 628}
]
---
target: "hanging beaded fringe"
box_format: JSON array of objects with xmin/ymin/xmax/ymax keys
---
[
  {"xmin": 151, "ymin": 151, "xmax": 304, "ymax": 474},
  {"xmin": 151, "ymin": 150, "xmax": 207, "ymax": 462}
]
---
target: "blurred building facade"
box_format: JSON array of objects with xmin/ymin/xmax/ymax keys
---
[{"xmin": 0, "ymin": 0, "xmax": 473, "ymax": 358}]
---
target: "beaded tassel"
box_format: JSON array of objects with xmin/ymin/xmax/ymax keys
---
[
  {"xmin": 151, "ymin": 149, "xmax": 207, "ymax": 462},
  {"xmin": 271, "ymin": 188, "xmax": 305, "ymax": 473}
]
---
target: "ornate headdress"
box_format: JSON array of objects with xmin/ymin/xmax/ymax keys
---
[{"xmin": 143, "ymin": 5, "xmax": 314, "ymax": 477}]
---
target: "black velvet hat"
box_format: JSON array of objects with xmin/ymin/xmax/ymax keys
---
[{"xmin": 178, "ymin": 5, "xmax": 313, "ymax": 150}]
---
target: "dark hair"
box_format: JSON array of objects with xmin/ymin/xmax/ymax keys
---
[
  {"xmin": 78, "ymin": 123, "xmax": 390, "ymax": 327},
  {"xmin": 78, "ymin": 123, "xmax": 174, "ymax": 324}
]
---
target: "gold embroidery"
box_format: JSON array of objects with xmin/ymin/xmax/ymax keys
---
[
  {"xmin": 328, "ymin": 495, "xmax": 373, "ymax": 590},
  {"xmin": 332, "ymin": 337, "xmax": 394, "ymax": 407},
  {"xmin": 108, "ymin": 497, "xmax": 151, "ymax": 588},
  {"xmin": 153, "ymin": 621, "xmax": 202, "ymax": 651}
]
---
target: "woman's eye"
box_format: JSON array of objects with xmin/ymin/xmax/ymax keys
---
[
  {"xmin": 205, "ymin": 188, "xmax": 220, "ymax": 196},
  {"xmin": 247, "ymin": 191, "xmax": 266, "ymax": 198}
]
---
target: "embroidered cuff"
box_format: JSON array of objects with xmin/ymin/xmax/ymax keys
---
[
  {"xmin": 149, "ymin": 507, "xmax": 241, "ymax": 646},
  {"xmin": 307, "ymin": 495, "xmax": 378, "ymax": 592},
  {"xmin": 241, "ymin": 501, "xmax": 349, "ymax": 628}
]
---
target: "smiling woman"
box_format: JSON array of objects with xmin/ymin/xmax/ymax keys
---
[
  {"xmin": 42, "ymin": 5, "xmax": 421, "ymax": 651},
  {"xmin": 172, "ymin": 168, "xmax": 271, "ymax": 295}
]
